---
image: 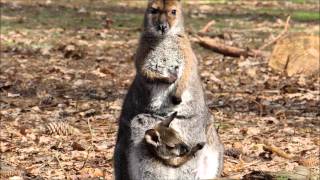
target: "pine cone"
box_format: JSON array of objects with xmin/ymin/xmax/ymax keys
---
[
  {"xmin": 225, "ymin": 148, "xmax": 241, "ymax": 159},
  {"xmin": 0, "ymin": 162, "xmax": 22, "ymax": 178},
  {"xmin": 44, "ymin": 121, "xmax": 80, "ymax": 136},
  {"xmin": 298, "ymin": 157, "xmax": 319, "ymax": 167}
]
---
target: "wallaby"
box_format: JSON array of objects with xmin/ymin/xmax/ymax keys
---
[
  {"xmin": 143, "ymin": 112, "xmax": 205, "ymax": 167},
  {"xmin": 114, "ymin": 0, "xmax": 224, "ymax": 179},
  {"xmin": 128, "ymin": 112, "xmax": 222, "ymax": 180}
]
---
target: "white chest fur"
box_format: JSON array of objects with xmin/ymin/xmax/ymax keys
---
[{"xmin": 149, "ymin": 83, "xmax": 173, "ymax": 110}]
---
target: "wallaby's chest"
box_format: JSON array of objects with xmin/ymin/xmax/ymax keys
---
[{"xmin": 144, "ymin": 37, "xmax": 184, "ymax": 77}]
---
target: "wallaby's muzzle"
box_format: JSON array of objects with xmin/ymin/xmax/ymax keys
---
[
  {"xmin": 159, "ymin": 23, "xmax": 168, "ymax": 34},
  {"xmin": 158, "ymin": 13, "xmax": 169, "ymax": 34},
  {"xmin": 178, "ymin": 143, "xmax": 190, "ymax": 156}
]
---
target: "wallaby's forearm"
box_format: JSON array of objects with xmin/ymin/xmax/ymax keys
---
[
  {"xmin": 172, "ymin": 35, "xmax": 196, "ymax": 103},
  {"xmin": 140, "ymin": 67, "xmax": 177, "ymax": 84}
]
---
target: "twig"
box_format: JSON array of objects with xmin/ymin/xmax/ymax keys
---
[
  {"xmin": 197, "ymin": 27, "xmax": 274, "ymax": 38},
  {"xmin": 87, "ymin": 118, "xmax": 96, "ymax": 164},
  {"xmin": 78, "ymin": 146, "xmax": 93, "ymax": 171},
  {"xmin": 87, "ymin": 117, "xmax": 96, "ymax": 156},
  {"xmin": 87, "ymin": 117, "xmax": 94, "ymax": 146},
  {"xmin": 263, "ymin": 140, "xmax": 293, "ymax": 159},
  {"xmin": 54, "ymin": 152, "xmax": 69, "ymax": 179},
  {"xmin": 259, "ymin": 16, "xmax": 291, "ymax": 51},
  {"xmin": 197, "ymin": 36, "xmax": 269, "ymax": 58},
  {"xmin": 199, "ymin": 20, "xmax": 216, "ymax": 33},
  {"xmin": 243, "ymin": 160, "xmax": 261, "ymax": 168},
  {"xmin": 233, "ymin": 155, "xmax": 261, "ymax": 172}
]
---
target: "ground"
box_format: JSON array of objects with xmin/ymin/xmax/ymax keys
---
[{"xmin": 0, "ymin": 0, "xmax": 319, "ymax": 179}]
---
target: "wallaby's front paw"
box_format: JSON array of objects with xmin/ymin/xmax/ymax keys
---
[
  {"xmin": 167, "ymin": 73, "xmax": 178, "ymax": 83},
  {"xmin": 158, "ymin": 66, "xmax": 179, "ymax": 84},
  {"xmin": 153, "ymin": 73, "xmax": 177, "ymax": 84}
]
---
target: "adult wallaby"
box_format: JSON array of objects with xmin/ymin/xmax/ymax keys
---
[{"xmin": 114, "ymin": 0, "xmax": 224, "ymax": 179}]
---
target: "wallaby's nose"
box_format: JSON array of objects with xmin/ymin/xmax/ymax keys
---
[
  {"xmin": 158, "ymin": 23, "xmax": 168, "ymax": 34},
  {"xmin": 179, "ymin": 144, "xmax": 190, "ymax": 155}
]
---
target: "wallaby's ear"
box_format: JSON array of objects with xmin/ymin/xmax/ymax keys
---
[
  {"xmin": 161, "ymin": 112, "xmax": 177, "ymax": 127},
  {"xmin": 145, "ymin": 129, "xmax": 160, "ymax": 147}
]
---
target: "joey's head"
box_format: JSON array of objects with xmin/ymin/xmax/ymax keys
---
[
  {"xmin": 144, "ymin": 112, "xmax": 190, "ymax": 160},
  {"xmin": 143, "ymin": 0, "xmax": 184, "ymax": 37}
]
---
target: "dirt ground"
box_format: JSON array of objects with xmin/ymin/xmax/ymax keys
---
[{"xmin": 1, "ymin": 0, "xmax": 319, "ymax": 179}]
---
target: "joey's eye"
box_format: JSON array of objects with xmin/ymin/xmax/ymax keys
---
[
  {"xmin": 171, "ymin": 9, "xmax": 177, "ymax": 15},
  {"xmin": 166, "ymin": 145, "xmax": 174, "ymax": 150},
  {"xmin": 150, "ymin": 8, "xmax": 159, "ymax": 14}
]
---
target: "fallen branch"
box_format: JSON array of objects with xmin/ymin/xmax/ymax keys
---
[
  {"xmin": 258, "ymin": 16, "xmax": 291, "ymax": 51},
  {"xmin": 199, "ymin": 20, "xmax": 216, "ymax": 33},
  {"xmin": 197, "ymin": 27, "xmax": 274, "ymax": 38},
  {"xmin": 197, "ymin": 36, "xmax": 269, "ymax": 58},
  {"xmin": 263, "ymin": 140, "xmax": 293, "ymax": 159}
]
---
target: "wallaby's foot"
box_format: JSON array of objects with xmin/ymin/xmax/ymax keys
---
[{"xmin": 172, "ymin": 95, "xmax": 182, "ymax": 105}]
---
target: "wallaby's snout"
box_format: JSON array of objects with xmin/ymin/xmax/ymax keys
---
[
  {"xmin": 158, "ymin": 12, "xmax": 168, "ymax": 34},
  {"xmin": 158, "ymin": 21, "xmax": 168, "ymax": 34},
  {"xmin": 178, "ymin": 143, "xmax": 190, "ymax": 156}
]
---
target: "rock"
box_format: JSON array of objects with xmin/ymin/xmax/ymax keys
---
[{"xmin": 268, "ymin": 34, "xmax": 319, "ymax": 77}]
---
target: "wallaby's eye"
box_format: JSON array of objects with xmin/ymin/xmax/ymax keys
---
[
  {"xmin": 166, "ymin": 145, "xmax": 174, "ymax": 150},
  {"xmin": 150, "ymin": 8, "xmax": 159, "ymax": 14},
  {"xmin": 171, "ymin": 9, "xmax": 177, "ymax": 15}
]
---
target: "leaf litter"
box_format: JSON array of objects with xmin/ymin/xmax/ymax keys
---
[{"xmin": 0, "ymin": 0, "xmax": 319, "ymax": 179}]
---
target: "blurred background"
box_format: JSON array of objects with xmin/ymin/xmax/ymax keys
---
[{"xmin": 1, "ymin": 0, "xmax": 319, "ymax": 179}]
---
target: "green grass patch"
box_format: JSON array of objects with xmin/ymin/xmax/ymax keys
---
[
  {"xmin": 289, "ymin": 0, "xmax": 306, "ymax": 3},
  {"xmin": 1, "ymin": 4, "xmax": 104, "ymax": 34},
  {"xmin": 112, "ymin": 13, "xmax": 143, "ymax": 29},
  {"xmin": 0, "ymin": 2, "xmax": 145, "ymax": 34},
  {"xmin": 288, "ymin": 0, "xmax": 320, "ymax": 3},
  {"xmin": 256, "ymin": 8, "xmax": 319, "ymax": 22},
  {"xmin": 292, "ymin": 11, "xmax": 320, "ymax": 21}
]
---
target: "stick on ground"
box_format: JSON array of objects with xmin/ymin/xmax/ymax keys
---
[
  {"xmin": 197, "ymin": 36, "xmax": 269, "ymax": 58},
  {"xmin": 258, "ymin": 16, "xmax": 291, "ymax": 51}
]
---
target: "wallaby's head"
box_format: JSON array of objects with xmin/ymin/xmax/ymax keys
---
[
  {"xmin": 143, "ymin": 0, "xmax": 184, "ymax": 37},
  {"xmin": 144, "ymin": 112, "xmax": 190, "ymax": 160}
]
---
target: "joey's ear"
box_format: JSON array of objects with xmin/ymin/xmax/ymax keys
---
[
  {"xmin": 160, "ymin": 112, "xmax": 177, "ymax": 127},
  {"xmin": 145, "ymin": 129, "xmax": 160, "ymax": 147}
]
